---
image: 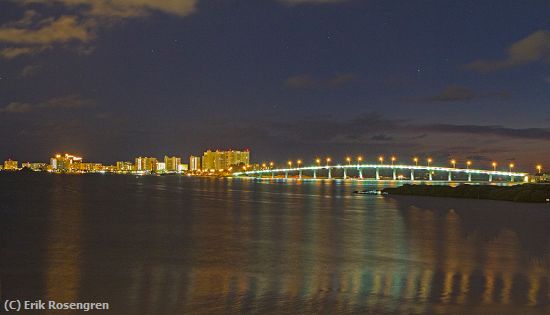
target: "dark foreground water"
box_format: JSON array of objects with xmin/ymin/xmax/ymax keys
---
[{"xmin": 2, "ymin": 173, "xmax": 550, "ymax": 314}]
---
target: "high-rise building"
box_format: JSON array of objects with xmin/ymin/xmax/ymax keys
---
[
  {"xmin": 3, "ymin": 159, "xmax": 19, "ymax": 170},
  {"xmin": 189, "ymin": 156, "xmax": 201, "ymax": 171},
  {"xmin": 201, "ymin": 150, "xmax": 250, "ymax": 171},
  {"xmin": 50, "ymin": 154, "xmax": 82, "ymax": 172},
  {"xmin": 164, "ymin": 156, "xmax": 181, "ymax": 172},
  {"xmin": 135, "ymin": 157, "xmax": 158, "ymax": 172}
]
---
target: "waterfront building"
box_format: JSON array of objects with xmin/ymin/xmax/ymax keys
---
[
  {"xmin": 104, "ymin": 165, "xmax": 117, "ymax": 172},
  {"xmin": 157, "ymin": 162, "xmax": 166, "ymax": 172},
  {"xmin": 50, "ymin": 154, "xmax": 83, "ymax": 172},
  {"xmin": 22, "ymin": 162, "xmax": 48, "ymax": 171},
  {"xmin": 190, "ymin": 156, "xmax": 201, "ymax": 171},
  {"xmin": 116, "ymin": 161, "xmax": 134, "ymax": 172},
  {"xmin": 3, "ymin": 159, "xmax": 18, "ymax": 170},
  {"xmin": 534, "ymin": 172, "xmax": 550, "ymax": 183},
  {"xmin": 164, "ymin": 156, "xmax": 181, "ymax": 172},
  {"xmin": 80, "ymin": 163, "xmax": 104, "ymax": 172},
  {"xmin": 202, "ymin": 149, "xmax": 250, "ymax": 171},
  {"xmin": 135, "ymin": 157, "xmax": 158, "ymax": 172},
  {"xmin": 178, "ymin": 164, "xmax": 189, "ymax": 172}
]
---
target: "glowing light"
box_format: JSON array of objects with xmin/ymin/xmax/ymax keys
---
[
  {"xmin": 537, "ymin": 165, "xmax": 543, "ymax": 173},
  {"xmin": 492, "ymin": 162, "xmax": 497, "ymax": 171},
  {"xmin": 451, "ymin": 159, "xmax": 456, "ymax": 168},
  {"xmin": 357, "ymin": 156, "xmax": 363, "ymax": 162},
  {"xmin": 379, "ymin": 156, "xmax": 384, "ymax": 164},
  {"xmin": 413, "ymin": 157, "xmax": 418, "ymax": 166}
]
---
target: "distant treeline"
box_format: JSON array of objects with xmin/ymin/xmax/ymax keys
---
[{"xmin": 382, "ymin": 184, "xmax": 550, "ymax": 203}]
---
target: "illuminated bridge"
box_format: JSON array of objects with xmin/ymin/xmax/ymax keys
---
[{"xmin": 233, "ymin": 163, "xmax": 529, "ymax": 183}]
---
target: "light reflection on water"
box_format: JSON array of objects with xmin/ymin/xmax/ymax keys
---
[{"xmin": 2, "ymin": 174, "xmax": 550, "ymax": 314}]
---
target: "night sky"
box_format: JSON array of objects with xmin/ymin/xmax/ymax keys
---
[{"xmin": 1, "ymin": 0, "xmax": 549, "ymax": 170}]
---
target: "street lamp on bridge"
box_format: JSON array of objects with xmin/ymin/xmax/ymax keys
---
[
  {"xmin": 537, "ymin": 165, "xmax": 543, "ymax": 174},
  {"xmin": 379, "ymin": 156, "xmax": 384, "ymax": 165},
  {"xmin": 413, "ymin": 157, "xmax": 418, "ymax": 166},
  {"xmin": 391, "ymin": 156, "xmax": 396, "ymax": 166},
  {"xmin": 357, "ymin": 156, "xmax": 363, "ymax": 164},
  {"xmin": 467, "ymin": 161, "xmax": 472, "ymax": 169},
  {"xmin": 492, "ymin": 162, "xmax": 497, "ymax": 171},
  {"xmin": 427, "ymin": 158, "xmax": 432, "ymax": 167},
  {"xmin": 316, "ymin": 158, "xmax": 321, "ymax": 167},
  {"xmin": 346, "ymin": 157, "xmax": 351, "ymax": 165},
  {"xmin": 451, "ymin": 159, "xmax": 456, "ymax": 168},
  {"xmin": 326, "ymin": 158, "xmax": 331, "ymax": 167},
  {"xmin": 509, "ymin": 163, "xmax": 515, "ymax": 172}
]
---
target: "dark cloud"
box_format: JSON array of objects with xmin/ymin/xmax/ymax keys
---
[
  {"xmin": 416, "ymin": 124, "xmax": 550, "ymax": 140},
  {"xmin": 284, "ymin": 74, "xmax": 317, "ymax": 89},
  {"xmin": 465, "ymin": 30, "xmax": 550, "ymax": 72},
  {"xmin": 410, "ymin": 85, "xmax": 510, "ymax": 103},
  {"xmin": 327, "ymin": 74, "xmax": 357, "ymax": 87},
  {"xmin": 371, "ymin": 134, "xmax": 393, "ymax": 141},
  {"xmin": 232, "ymin": 113, "xmax": 550, "ymax": 146},
  {"xmin": 284, "ymin": 73, "xmax": 357, "ymax": 89},
  {"xmin": 279, "ymin": 0, "xmax": 350, "ymax": 5},
  {"xmin": 0, "ymin": 95, "xmax": 95, "ymax": 113},
  {"xmin": 19, "ymin": 64, "xmax": 42, "ymax": 78}
]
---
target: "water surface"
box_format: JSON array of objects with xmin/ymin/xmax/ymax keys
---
[{"xmin": 2, "ymin": 174, "xmax": 550, "ymax": 314}]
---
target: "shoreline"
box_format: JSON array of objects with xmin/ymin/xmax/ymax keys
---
[{"xmin": 382, "ymin": 184, "xmax": 550, "ymax": 203}]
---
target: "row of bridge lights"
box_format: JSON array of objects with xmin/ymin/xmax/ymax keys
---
[{"xmin": 255, "ymin": 157, "xmax": 544, "ymax": 173}]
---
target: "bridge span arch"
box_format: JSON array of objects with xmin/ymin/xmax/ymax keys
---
[{"xmin": 233, "ymin": 164, "xmax": 529, "ymax": 183}]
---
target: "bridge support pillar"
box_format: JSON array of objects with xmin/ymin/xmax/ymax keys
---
[
  {"xmin": 468, "ymin": 173, "xmax": 472, "ymax": 182},
  {"xmin": 393, "ymin": 169, "xmax": 397, "ymax": 180},
  {"xmin": 299, "ymin": 170, "xmax": 302, "ymax": 179},
  {"xmin": 313, "ymin": 170, "xmax": 316, "ymax": 179},
  {"xmin": 343, "ymin": 168, "xmax": 347, "ymax": 179},
  {"xmin": 271, "ymin": 171, "xmax": 274, "ymax": 179},
  {"xmin": 376, "ymin": 169, "xmax": 380, "ymax": 180},
  {"xmin": 429, "ymin": 172, "xmax": 433, "ymax": 181},
  {"xmin": 511, "ymin": 176, "xmax": 514, "ymax": 183},
  {"xmin": 489, "ymin": 174, "xmax": 493, "ymax": 182},
  {"xmin": 358, "ymin": 168, "xmax": 363, "ymax": 179},
  {"xmin": 448, "ymin": 171, "xmax": 452, "ymax": 182},
  {"xmin": 411, "ymin": 169, "xmax": 415, "ymax": 181},
  {"xmin": 285, "ymin": 171, "xmax": 288, "ymax": 179},
  {"xmin": 328, "ymin": 168, "xmax": 332, "ymax": 179}
]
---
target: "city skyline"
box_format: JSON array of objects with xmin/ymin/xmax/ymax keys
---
[
  {"xmin": 1, "ymin": 1, "xmax": 550, "ymax": 166},
  {"xmin": 1, "ymin": 150, "xmax": 545, "ymax": 176}
]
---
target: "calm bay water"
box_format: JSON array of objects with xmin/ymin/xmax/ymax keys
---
[{"xmin": 2, "ymin": 173, "xmax": 550, "ymax": 314}]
